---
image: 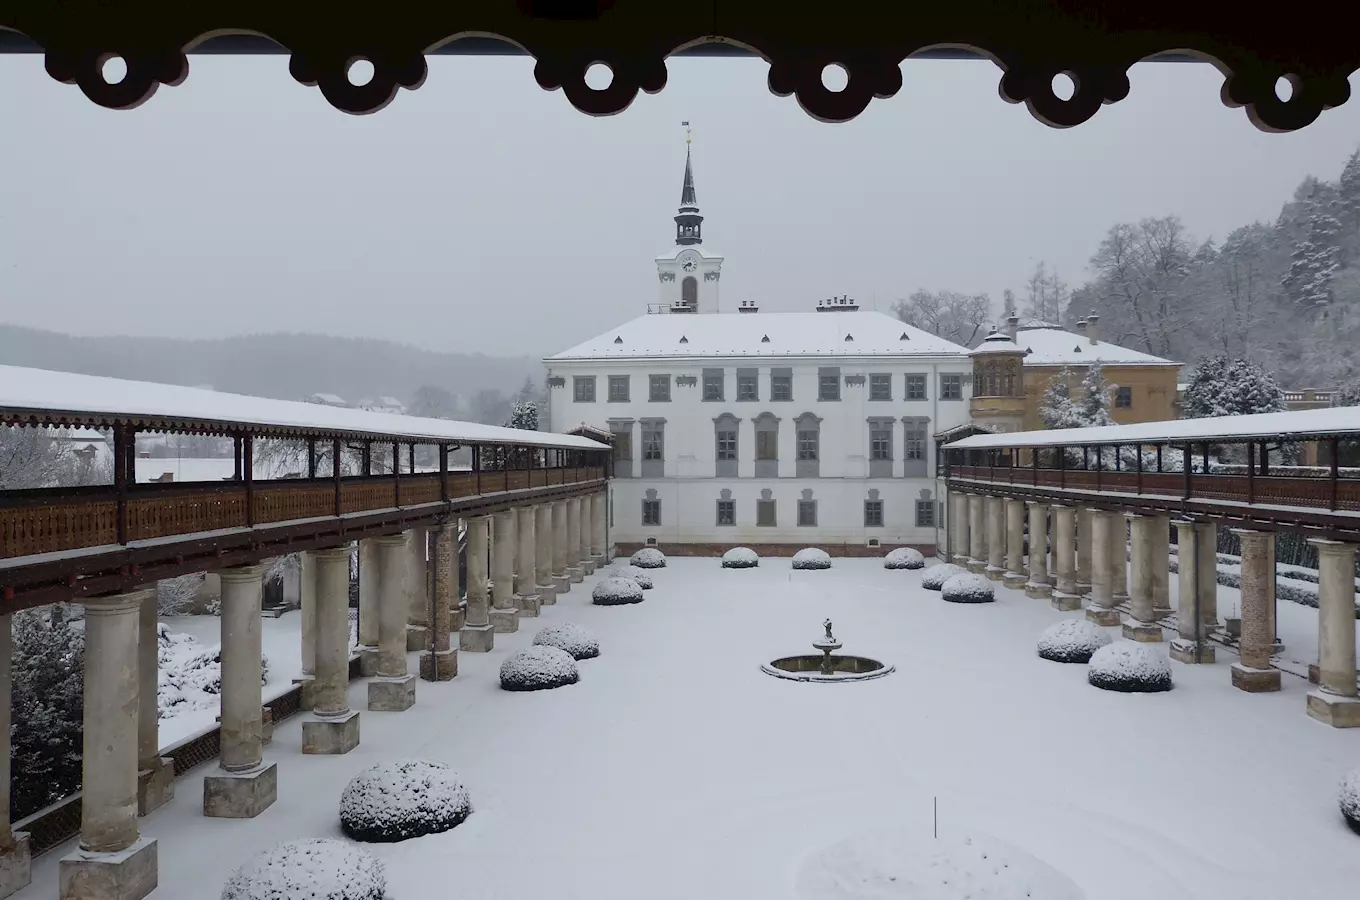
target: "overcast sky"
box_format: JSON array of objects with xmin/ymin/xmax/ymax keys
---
[{"xmin": 2, "ymin": 54, "xmax": 1359, "ymax": 359}]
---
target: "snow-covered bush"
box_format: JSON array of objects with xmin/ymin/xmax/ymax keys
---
[
  {"xmin": 607, "ymin": 564, "xmax": 653, "ymax": 589},
  {"xmin": 1037, "ymin": 619, "xmax": 1112, "ymax": 663},
  {"xmin": 630, "ymin": 547, "xmax": 667, "ymax": 568},
  {"xmin": 221, "ymin": 838, "xmax": 385, "ymax": 900},
  {"xmin": 941, "ymin": 572, "xmax": 995, "ymax": 604},
  {"xmin": 499, "ymin": 646, "xmax": 580, "ymax": 691},
  {"xmin": 920, "ymin": 563, "xmax": 966, "ymax": 591},
  {"xmin": 883, "ymin": 547, "xmax": 925, "ymax": 570},
  {"xmin": 339, "ymin": 759, "xmax": 472, "ymax": 843},
  {"xmin": 158, "ymin": 628, "xmax": 269, "ymax": 720},
  {"xmin": 10, "ymin": 609, "xmax": 83, "ymax": 820},
  {"xmin": 532, "ymin": 622, "xmax": 600, "ymax": 660},
  {"xmin": 157, "ymin": 572, "xmax": 206, "ymax": 616},
  {"xmin": 593, "ymin": 576, "xmax": 644, "ymax": 606},
  {"xmin": 722, "ymin": 547, "xmax": 759, "ymax": 568},
  {"xmin": 792, "ymin": 548, "xmax": 832, "ymax": 570},
  {"xmin": 1340, "ymin": 769, "xmax": 1360, "ymax": 836},
  {"xmin": 1087, "ymin": 642, "xmax": 1173, "ymax": 693}
]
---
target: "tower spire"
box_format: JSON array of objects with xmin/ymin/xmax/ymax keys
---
[{"xmin": 675, "ymin": 122, "xmax": 703, "ymax": 246}]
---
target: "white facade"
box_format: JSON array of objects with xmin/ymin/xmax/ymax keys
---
[{"xmin": 654, "ymin": 245, "xmax": 724, "ymax": 313}]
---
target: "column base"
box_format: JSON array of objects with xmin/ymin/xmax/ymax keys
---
[
  {"xmin": 581, "ymin": 560, "xmax": 597, "ymax": 575},
  {"xmin": 419, "ymin": 648, "xmax": 458, "ymax": 681},
  {"xmin": 1231, "ymin": 663, "xmax": 1281, "ymax": 693},
  {"xmin": 590, "ymin": 553, "xmax": 606, "ymax": 566},
  {"xmin": 1051, "ymin": 591, "xmax": 1082, "ymax": 611},
  {"xmin": 291, "ymin": 674, "xmax": 317, "ymax": 711},
  {"xmin": 1112, "ymin": 592, "xmax": 1130, "ymax": 607},
  {"xmin": 1002, "ymin": 572, "xmax": 1027, "ymax": 589},
  {"xmin": 490, "ymin": 608, "xmax": 520, "ymax": 633},
  {"xmin": 1307, "ymin": 689, "xmax": 1360, "ymax": 727},
  {"xmin": 367, "ymin": 674, "xmax": 416, "ymax": 712},
  {"xmin": 536, "ymin": 583, "xmax": 557, "ymax": 606},
  {"xmin": 1271, "ymin": 638, "xmax": 1286, "ymax": 657},
  {"xmin": 566, "ymin": 566, "xmax": 584, "ymax": 584},
  {"xmin": 358, "ymin": 646, "xmax": 381, "ymax": 678},
  {"xmin": 984, "ymin": 565, "xmax": 1006, "ymax": 582},
  {"xmin": 1170, "ymin": 638, "xmax": 1216, "ymax": 664},
  {"xmin": 552, "ymin": 575, "xmax": 571, "ymax": 594},
  {"xmin": 203, "ymin": 762, "xmax": 277, "ymax": 818},
  {"xmin": 516, "ymin": 594, "xmax": 542, "ymax": 618},
  {"xmin": 1047, "ymin": 573, "xmax": 1058, "ymax": 586},
  {"xmin": 136, "ymin": 757, "xmax": 175, "ymax": 816},
  {"xmin": 406, "ymin": 624, "xmax": 429, "ymax": 652},
  {"xmin": 965, "ymin": 559, "xmax": 986, "ymax": 574},
  {"xmin": 1024, "ymin": 581, "xmax": 1053, "ymax": 600},
  {"xmin": 1085, "ymin": 605, "xmax": 1122, "ymax": 627},
  {"xmin": 0, "ymin": 834, "xmax": 31, "ymax": 900},
  {"xmin": 59, "ymin": 836, "xmax": 156, "ymax": 900},
  {"xmin": 452, "ymin": 605, "xmax": 466, "ymax": 631},
  {"xmin": 302, "ymin": 710, "xmax": 361, "ymax": 754},
  {"xmin": 1075, "ymin": 580, "xmax": 1092, "ymax": 596},
  {"xmin": 459, "ymin": 624, "xmax": 495, "ymax": 652},
  {"xmin": 1153, "ymin": 606, "xmax": 1174, "ymax": 620},
  {"xmin": 1121, "ymin": 621, "xmax": 1164, "ymax": 642}
]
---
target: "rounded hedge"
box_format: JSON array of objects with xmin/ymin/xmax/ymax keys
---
[
  {"xmin": 593, "ymin": 576, "xmax": 645, "ymax": 606},
  {"xmin": 630, "ymin": 547, "xmax": 667, "ymax": 568},
  {"xmin": 883, "ymin": 547, "xmax": 926, "ymax": 570},
  {"xmin": 222, "ymin": 839, "xmax": 385, "ymax": 900},
  {"xmin": 532, "ymin": 622, "xmax": 600, "ymax": 660},
  {"xmin": 1037, "ymin": 619, "xmax": 1113, "ymax": 663},
  {"xmin": 339, "ymin": 759, "xmax": 472, "ymax": 844},
  {"xmin": 920, "ymin": 563, "xmax": 967, "ymax": 591},
  {"xmin": 1340, "ymin": 769, "xmax": 1360, "ymax": 836},
  {"xmin": 792, "ymin": 548, "xmax": 832, "ymax": 570},
  {"xmin": 607, "ymin": 564, "xmax": 653, "ymax": 589},
  {"xmin": 721, "ymin": 547, "xmax": 759, "ymax": 568},
  {"xmin": 500, "ymin": 646, "xmax": 580, "ymax": 691},
  {"xmin": 1087, "ymin": 642, "xmax": 1173, "ymax": 693},
  {"xmin": 941, "ymin": 572, "xmax": 995, "ymax": 604}
]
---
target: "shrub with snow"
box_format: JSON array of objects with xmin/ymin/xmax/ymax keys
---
[
  {"xmin": 920, "ymin": 563, "xmax": 966, "ymax": 591},
  {"xmin": 158, "ymin": 628, "xmax": 269, "ymax": 721},
  {"xmin": 1087, "ymin": 642, "xmax": 1173, "ymax": 693},
  {"xmin": 883, "ymin": 547, "xmax": 925, "ymax": 570},
  {"xmin": 222, "ymin": 838, "xmax": 385, "ymax": 900},
  {"xmin": 630, "ymin": 547, "xmax": 667, "ymax": 568},
  {"xmin": 792, "ymin": 548, "xmax": 832, "ymax": 570},
  {"xmin": 941, "ymin": 572, "xmax": 995, "ymax": 604},
  {"xmin": 1340, "ymin": 769, "xmax": 1360, "ymax": 836},
  {"xmin": 533, "ymin": 622, "xmax": 600, "ymax": 660},
  {"xmin": 10, "ymin": 609, "xmax": 83, "ymax": 821},
  {"xmin": 593, "ymin": 576, "xmax": 645, "ymax": 606},
  {"xmin": 339, "ymin": 759, "xmax": 472, "ymax": 843},
  {"xmin": 1037, "ymin": 619, "xmax": 1113, "ymax": 663},
  {"xmin": 607, "ymin": 564, "xmax": 653, "ymax": 589},
  {"xmin": 722, "ymin": 547, "xmax": 759, "ymax": 568},
  {"xmin": 500, "ymin": 646, "xmax": 580, "ymax": 691}
]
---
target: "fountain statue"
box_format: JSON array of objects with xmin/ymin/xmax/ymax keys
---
[
  {"xmin": 761, "ymin": 621, "xmax": 894, "ymax": 683},
  {"xmin": 823, "ymin": 619, "xmax": 835, "ymax": 642}
]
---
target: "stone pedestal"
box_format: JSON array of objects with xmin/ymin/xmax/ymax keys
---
[
  {"xmin": 59, "ymin": 837, "xmax": 157, "ymax": 900},
  {"xmin": 1025, "ymin": 581, "xmax": 1053, "ymax": 600},
  {"xmin": 1122, "ymin": 621, "xmax": 1163, "ymax": 642},
  {"xmin": 582, "ymin": 560, "xmax": 596, "ymax": 575},
  {"xmin": 566, "ymin": 565, "xmax": 584, "ymax": 583},
  {"xmin": 536, "ymin": 583, "xmax": 557, "ymax": 606},
  {"xmin": 302, "ymin": 710, "xmax": 361, "ymax": 754},
  {"xmin": 135, "ymin": 758, "xmax": 174, "ymax": 817},
  {"xmin": 490, "ymin": 608, "xmax": 519, "ymax": 633},
  {"xmin": 203, "ymin": 763, "xmax": 277, "ymax": 818},
  {"xmin": 1085, "ymin": 606, "xmax": 1121, "ymax": 627},
  {"xmin": 516, "ymin": 593, "xmax": 542, "ymax": 617},
  {"xmin": 1051, "ymin": 593, "xmax": 1082, "ymax": 611},
  {"xmin": 1231, "ymin": 663, "xmax": 1282, "ymax": 693},
  {"xmin": 1170, "ymin": 638, "xmax": 1215, "ymax": 664},
  {"xmin": 367, "ymin": 674, "xmax": 416, "ymax": 712},
  {"xmin": 460, "ymin": 623, "xmax": 495, "ymax": 653},
  {"xmin": 553, "ymin": 574, "xmax": 571, "ymax": 594},
  {"xmin": 452, "ymin": 605, "xmax": 466, "ymax": 631},
  {"xmin": 0, "ymin": 836, "xmax": 31, "ymax": 900},
  {"xmin": 419, "ymin": 649, "xmax": 458, "ymax": 681},
  {"xmin": 1306, "ymin": 689, "xmax": 1360, "ymax": 727},
  {"xmin": 406, "ymin": 625, "xmax": 429, "ymax": 652}
]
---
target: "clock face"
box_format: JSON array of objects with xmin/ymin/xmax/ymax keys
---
[{"xmin": 681, "ymin": 257, "xmax": 698, "ymax": 273}]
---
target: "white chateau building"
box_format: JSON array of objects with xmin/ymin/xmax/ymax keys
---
[{"xmin": 544, "ymin": 147, "xmax": 973, "ymax": 555}]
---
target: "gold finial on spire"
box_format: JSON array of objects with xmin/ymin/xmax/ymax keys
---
[{"xmin": 682, "ymin": 120, "xmax": 691, "ymax": 144}]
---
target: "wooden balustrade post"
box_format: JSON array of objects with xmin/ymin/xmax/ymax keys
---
[
  {"xmin": 1182, "ymin": 444, "xmax": 1192, "ymax": 501},
  {"xmin": 1331, "ymin": 437, "xmax": 1340, "ymax": 510},
  {"xmin": 332, "ymin": 439, "xmax": 342, "ymax": 518},
  {"xmin": 439, "ymin": 444, "xmax": 449, "ymax": 503},
  {"xmin": 392, "ymin": 442, "xmax": 400, "ymax": 506},
  {"xmin": 243, "ymin": 434, "xmax": 255, "ymax": 527},
  {"xmin": 473, "ymin": 445, "xmax": 482, "ymax": 495},
  {"xmin": 233, "ymin": 435, "xmax": 243, "ymax": 480},
  {"xmin": 1247, "ymin": 440, "xmax": 1255, "ymax": 505},
  {"xmin": 1095, "ymin": 445, "xmax": 1102, "ymax": 492},
  {"xmin": 307, "ymin": 439, "xmax": 317, "ymax": 479},
  {"xmin": 113, "ymin": 423, "xmax": 130, "ymax": 544},
  {"xmin": 1058, "ymin": 443, "xmax": 1066, "ymax": 489}
]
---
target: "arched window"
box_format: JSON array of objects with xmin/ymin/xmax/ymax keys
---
[
  {"xmin": 753, "ymin": 412, "xmax": 780, "ymax": 477},
  {"xmin": 681, "ymin": 275, "xmax": 698, "ymax": 306},
  {"xmin": 795, "ymin": 412, "xmax": 823, "ymax": 478}
]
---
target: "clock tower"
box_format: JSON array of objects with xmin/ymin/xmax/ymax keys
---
[{"xmin": 655, "ymin": 131, "xmax": 724, "ymax": 314}]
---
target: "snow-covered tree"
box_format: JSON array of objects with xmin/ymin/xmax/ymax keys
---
[
  {"xmin": 1338, "ymin": 148, "xmax": 1360, "ymax": 232},
  {"xmin": 892, "ymin": 289, "xmax": 991, "ymax": 346},
  {"xmin": 1075, "ymin": 363, "xmax": 1117, "ymax": 428},
  {"xmin": 1001, "ymin": 288, "xmax": 1017, "ymax": 318},
  {"xmin": 1023, "ymin": 261, "xmax": 1068, "ymax": 324},
  {"xmin": 481, "ymin": 397, "xmax": 541, "ymax": 471},
  {"xmin": 11, "ymin": 609, "xmax": 84, "ymax": 819},
  {"xmin": 1039, "ymin": 364, "xmax": 1116, "ymax": 431},
  {"xmin": 1282, "ymin": 182, "xmax": 1343, "ymax": 309},
  {"xmin": 1182, "ymin": 354, "xmax": 1287, "ymax": 419},
  {"xmin": 1039, "ymin": 368, "xmax": 1082, "ymax": 430}
]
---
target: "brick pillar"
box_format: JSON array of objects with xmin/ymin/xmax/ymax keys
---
[
  {"xmin": 1151, "ymin": 514, "xmax": 1172, "ymax": 617},
  {"xmin": 1229, "ymin": 529, "xmax": 1281, "ymax": 692},
  {"xmin": 1196, "ymin": 522, "xmax": 1219, "ymax": 633},
  {"xmin": 950, "ymin": 491, "xmax": 970, "ymax": 565}
]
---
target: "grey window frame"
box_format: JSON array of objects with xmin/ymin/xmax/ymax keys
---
[
  {"xmin": 610, "ymin": 423, "xmax": 634, "ymax": 478},
  {"xmin": 905, "ymin": 374, "xmax": 927, "ymax": 400},
  {"xmin": 608, "ymin": 375, "xmax": 630, "ymax": 403},
  {"xmin": 903, "ymin": 417, "xmax": 928, "ymax": 477},
  {"xmin": 702, "ymin": 368, "xmax": 724, "ymax": 402},
  {"xmin": 864, "ymin": 499, "xmax": 884, "ymax": 527},
  {"xmin": 869, "ymin": 417, "xmax": 893, "ymax": 478},
  {"xmin": 915, "ymin": 499, "xmax": 936, "ymax": 528},
  {"xmin": 714, "ymin": 413, "xmax": 739, "ymax": 477},
  {"xmin": 640, "ymin": 418, "xmax": 666, "ymax": 478},
  {"xmin": 649, "ymin": 374, "xmax": 671, "ymax": 402},
  {"xmin": 797, "ymin": 499, "xmax": 818, "ymax": 527},
  {"xmin": 770, "ymin": 367, "xmax": 794, "ymax": 402},
  {"xmin": 869, "ymin": 373, "xmax": 892, "ymax": 401},
  {"xmin": 642, "ymin": 498, "xmax": 662, "ymax": 526},
  {"xmin": 795, "ymin": 413, "xmax": 821, "ymax": 479},
  {"xmin": 753, "ymin": 412, "xmax": 779, "ymax": 478},
  {"xmin": 716, "ymin": 499, "xmax": 736, "ymax": 526},
  {"xmin": 573, "ymin": 375, "xmax": 596, "ymax": 402},
  {"xmin": 1115, "ymin": 385, "xmax": 1132, "ymax": 408},
  {"xmin": 756, "ymin": 499, "xmax": 777, "ymax": 527},
  {"xmin": 736, "ymin": 367, "xmax": 759, "ymax": 402},
  {"xmin": 940, "ymin": 373, "xmax": 963, "ymax": 400},
  {"xmin": 818, "ymin": 366, "xmax": 841, "ymax": 402}
]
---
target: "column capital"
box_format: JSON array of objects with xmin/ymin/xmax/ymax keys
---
[
  {"xmin": 80, "ymin": 588, "xmax": 153, "ymax": 613},
  {"xmin": 1308, "ymin": 538, "xmax": 1358, "ymax": 557},
  {"xmin": 1049, "ymin": 503, "xmax": 1073, "ymax": 513},
  {"xmin": 1229, "ymin": 527, "xmax": 1269, "ymax": 542},
  {"xmin": 219, "ymin": 564, "xmax": 264, "ymax": 584},
  {"xmin": 313, "ymin": 546, "xmax": 354, "ymax": 561},
  {"xmin": 1124, "ymin": 511, "xmax": 1148, "ymax": 521},
  {"xmin": 373, "ymin": 533, "xmax": 408, "ymax": 547}
]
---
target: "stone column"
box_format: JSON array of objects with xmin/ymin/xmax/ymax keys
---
[
  {"xmin": 1075, "ymin": 505, "xmax": 1094, "ymax": 596},
  {"xmin": 552, "ymin": 501, "xmax": 571, "ymax": 594},
  {"xmin": 1122, "ymin": 514, "xmax": 1163, "ymax": 641},
  {"xmin": 490, "ymin": 510, "xmax": 520, "ymax": 633},
  {"xmin": 1306, "ymin": 539, "xmax": 1360, "ymax": 726},
  {"xmin": 1170, "ymin": 522, "xmax": 1215, "ymax": 663},
  {"xmin": 405, "ymin": 528, "xmax": 429, "ymax": 651},
  {"xmin": 368, "ymin": 535, "xmax": 417, "ymax": 710},
  {"xmin": 1024, "ymin": 501, "xmax": 1051, "ymax": 599},
  {"xmin": 204, "ymin": 567, "xmax": 277, "ymax": 818},
  {"xmin": 136, "ymin": 592, "xmax": 173, "ymax": 816},
  {"xmin": 420, "ymin": 521, "xmax": 459, "ymax": 681},
  {"xmin": 293, "ymin": 551, "xmax": 319, "ymax": 707},
  {"xmin": 1196, "ymin": 522, "xmax": 1219, "ymax": 633},
  {"xmin": 0, "ymin": 614, "xmax": 31, "ymax": 898},
  {"xmin": 984, "ymin": 496, "xmax": 1005, "ymax": 581},
  {"xmin": 60, "ymin": 591, "xmax": 157, "ymax": 900},
  {"xmin": 1085, "ymin": 510, "xmax": 1120, "ymax": 626},
  {"xmin": 591, "ymin": 491, "xmax": 607, "ymax": 563},
  {"xmin": 461, "ymin": 517, "xmax": 495, "ymax": 651},
  {"xmin": 1151, "ymin": 514, "xmax": 1172, "ymax": 618},
  {"xmin": 566, "ymin": 497, "xmax": 585, "ymax": 582},
  {"xmin": 1229, "ymin": 529, "xmax": 1281, "ymax": 692},
  {"xmin": 578, "ymin": 496, "xmax": 596, "ymax": 574},
  {"xmin": 357, "ymin": 537, "xmax": 381, "ymax": 676},
  {"xmin": 516, "ymin": 506, "xmax": 542, "ymax": 618},
  {"xmin": 1111, "ymin": 515, "xmax": 1129, "ymax": 606},
  {"xmin": 303, "ymin": 547, "xmax": 361, "ymax": 752},
  {"xmin": 1051, "ymin": 505, "xmax": 1080, "ymax": 610},
  {"xmin": 1003, "ymin": 498, "xmax": 1026, "ymax": 588},
  {"xmin": 536, "ymin": 504, "xmax": 558, "ymax": 604},
  {"xmin": 950, "ymin": 492, "xmax": 970, "ymax": 565},
  {"xmin": 967, "ymin": 494, "xmax": 986, "ymax": 573}
]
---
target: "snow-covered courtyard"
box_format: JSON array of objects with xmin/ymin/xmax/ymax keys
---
[{"xmin": 26, "ymin": 557, "xmax": 1360, "ymax": 899}]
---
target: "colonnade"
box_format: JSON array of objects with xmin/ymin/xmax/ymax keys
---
[
  {"xmin": 948, "ymin": 487, "xmax": 1360, "ymax": 728},
  {"xmin": 0, "ymin": 488, "xmax": 609, "ymax": 900}
]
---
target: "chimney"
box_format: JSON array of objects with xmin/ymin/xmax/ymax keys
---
[
  {"xmin": 1075, "ymin": 318, "xmax": 1088, "ymax": 339},
  {"xmin": 1086, "ymin": 311, "xmax": 1100, "ymax": 344},
  {"xmin": 815, "ymin": 294, "xmax": 860, "ymax": 312},
  {"xmin": 737, "ymin": 300, "xmax": 760, "ymax": 314},
  {"xmin": 1005, "ymin": 315, "xmax": 1019, "ymax": 342}
]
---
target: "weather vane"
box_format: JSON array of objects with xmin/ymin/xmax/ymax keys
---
[{"xmin": 682, "ymin": 120, "xmax": 691, "ymax": 145}]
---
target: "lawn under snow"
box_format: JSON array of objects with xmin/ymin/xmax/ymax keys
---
[{"xmin": 27, "ymin": 558, "xmax": 1360, "ymax": 900}]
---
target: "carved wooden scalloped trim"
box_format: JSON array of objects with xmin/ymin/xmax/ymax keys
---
[{"xmin": 2, "ymin": 4, "xmax": 1357, "ymax": 131}]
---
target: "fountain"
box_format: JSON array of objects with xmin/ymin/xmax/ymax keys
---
[{"xmin": 761, "ymin": 619, "xmax": 894, "ymax": 683}]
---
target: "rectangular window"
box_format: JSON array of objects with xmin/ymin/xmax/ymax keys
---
[
  {"xmin": 737, "ymin": 374, "xmax": 758, "ymax": 401},
  {"xmin": 756, "ymin": 499, "xmax": 777, "ymax": 527},
  {"xmin": 915, "ymin": 499, "xmax": 935, "ymax": 528},
  {"xmin": 716, "ymin": 429, "xmax": 737, "ymax": 460},
  {"xmin": 940, "ymin": 373, "xmax": 963, "ymax": 400},
  {"xmin": 573, "ymin": 376, "xmax": 596, "ymax": 402},
  {"xmin": 642, "ymin": 426, "xmax": 664, "ymax": 460},
  {"xmin": 702, "ymin": 371, "xmax": 724, "ymax": 401},
  {"xmin": 905, "ymin": 374, "xmax": 927, "ymax": 400},
  {"xmin": 642, "ymin": 499, "xmax": 661, "ymax": 526},
  {"xmin": 869, "ymin": 374, "xmax": 892, "ymax": 401},
  {"xmin": 716, "ymin": 500, "xmax": 736, "ymax": 526},
  {"xmin": 798, "ymin": 500, "xmax": 817, "ymax": 527},
  {"xmin": 608, "ymin": 375, "xmax": 630, "ymax": 402},
  {"xmin": 771, "ymin": 374, "xmax": 793, "ymax": 402},
  {"xmin": 613, "ymin": 431, "xmax": 632, "ymax": 464},
  {"xmin": 870, "ymin": 427, "xmax": 892, "ymax": 460},
  {"xmin": 797, "ymin": 430, "xmax": 819, "ymax": 460},
  {"xmin": 864, "ymin": 500, "xmax": 884, "ymax": 527},
  {"xmin": 904, "ymin": 421, "xmax": 926, "ymax": 460},
  {"xmin": 818, "ymin": 371, "xmax": 841, "ymax": 401},
  {"xmin": 649, "ymin": 375, "xmax": 671, "ymax": 402},
  {"xmin": 756, "ymin": 430, "xmax": 778, "ymax": 460},
  {"xmin": 1115, "ymin": 386, "xmax": 1132, "ymax": 408}
]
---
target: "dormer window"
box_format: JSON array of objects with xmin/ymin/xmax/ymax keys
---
[{"xmin": 614, "ymin": 336, "xmax": 623, "ymax": 344}]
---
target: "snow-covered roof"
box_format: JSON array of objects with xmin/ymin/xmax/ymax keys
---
[
  {"xmin": 655, "ymin": 245, "xmax": 723, "ymax": 262},
  {"xmin": 0, "ymin": 365, "xmax": 608, "ymax": 450},
  {"xmin": 547, "ymin": 312, "xmax": 970, "ymax": 360},
  {"xmin": 308, "ymin": 393, "xmax": 347, "ymax": 405},
  {"xmin": 970, "ymin": 330, "xmax": 1023, "ymax": 356},
  {"xmin": 950, "ymin": 405, "xmax": 1360, "ymax": 450},
  {"xmin": 1014, "ymin": 327, "xmax": 1179, "ymax": 367}
]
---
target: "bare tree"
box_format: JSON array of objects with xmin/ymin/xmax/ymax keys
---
[
  {"xmin": 1, "ymin": 426, "xmax": 112, "ymax": 490},
  {"xmin": 1022, "ymin": 262, "xmax": 1068, "ymax": 324},
  {"xmin": 892, "ymin": 289, "xmax": 991, "ymax": 347},
  {"xmin": 1086, "ymin": 215, "xmax": 1194, "ymax": 358}
]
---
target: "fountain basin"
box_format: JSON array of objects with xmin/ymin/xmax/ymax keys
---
[{"xmin": 761, "ymin": 654, "xmax": 894, "ymax": 682}]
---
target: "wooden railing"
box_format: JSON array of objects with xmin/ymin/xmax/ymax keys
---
[{"xmin": 1, "ymin": 466, "xmax": 604, "ymax": 561}]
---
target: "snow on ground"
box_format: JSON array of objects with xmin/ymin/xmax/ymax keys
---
[{"xmin": 26, "ymin": 559, "xmax": 1360, "ymax": 900}]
